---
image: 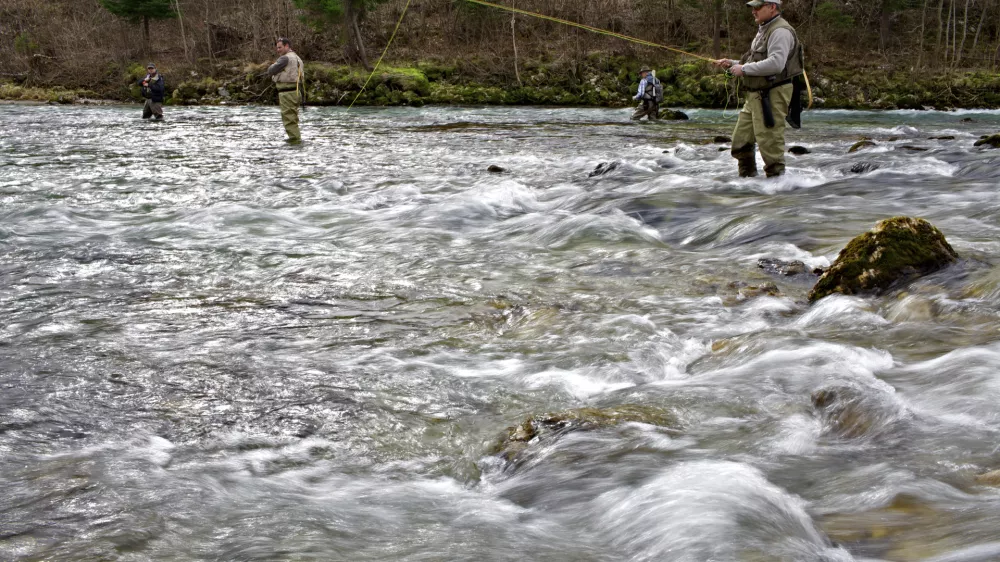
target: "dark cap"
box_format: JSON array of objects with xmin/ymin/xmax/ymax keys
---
[{"xmin": 146, "ymin": 63, "xmax": 156, "ymax": 69}]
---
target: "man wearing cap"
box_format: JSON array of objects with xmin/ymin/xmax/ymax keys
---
[
  {"xmin": 139, "ymin": 63, "xmax": 165, "ymax": 120},
  {"xmin": 265, "ymin": 37, "xmax": 304, "ymax": 143},
  {"xmin": 631, "ymin": 67, "xmax": 660, "ymax": 121},
  {"xmin": 713, "ymin": 0, "xmax": 804, "ymax": 177}
]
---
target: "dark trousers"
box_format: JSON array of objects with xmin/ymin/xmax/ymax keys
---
[
  {"xmin": 142, "ymin": 99, "xmax": 163, "ymax": 119},
  {"xmin": 631, "ymin": 100, "xmax": 659, "ymax": 120}
]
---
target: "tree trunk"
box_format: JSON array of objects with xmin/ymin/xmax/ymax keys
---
[
  {"xmin": 970, "ymin": 0, "xmax": 989, "ymax": 54},
  {"xmin": 345, "ymin": 0, "xmax": 370, "ymax": 69},
  {"xmin": 511, "ymin": 6, "xmax": 522, "ymax": 87},
  {"xmin": 917, "ymin": 0, "xmax": 930, "ymax": 68},
  {"xmin": 175, "ymin": 0, "xmax": 190, "ymax": 62},
  {"xmin": 203, "ymin": 0, "xmax": 214, "ymax": 63},
  {"xmin": 879, "ymin": 0, "xmax": 892, "ymax": 51},
  {"xmin": 712, "ymin": 0, "xmax": 723, "ymax": 59},
  {"xmin": 936, "ymin": 0, "xmax": 945, "ymax": 54},
  {"xmin": 143, "ymin": 15, "xmax": 150, "ymax": 55},
  {"xmin": 956, "ymin": 0, "xmax": 971, "ymax": 65}
]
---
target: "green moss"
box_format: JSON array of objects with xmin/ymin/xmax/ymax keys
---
[
  {"xmin": 808, "ymin": 217, "xmax": 959, "ymax": 302},
  {"xmin": 973, "ymin": 134, "xmax": 1000, "ymax": 148}
]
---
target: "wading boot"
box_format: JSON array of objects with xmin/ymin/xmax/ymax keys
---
[
  {"xmin": 738, "ymin": 158, "xmax": 758, "ymax": 178},
  {"xmin": 764, "ymin": 163, "xmax": 785, "ymax": 178}
]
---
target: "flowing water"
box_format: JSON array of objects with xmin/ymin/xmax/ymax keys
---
[{"xmin": 1, "ymin": 103, "xmax": 1000, "ymax": 561}]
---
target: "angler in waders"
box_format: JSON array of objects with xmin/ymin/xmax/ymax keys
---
[
  {"xmin": 266, "ymin": 37, "xmax": 304, "ymax": 143},
  {"xmin": 713, "ymin": 0, "xmax": 805, "ymax": 177},
  {"xmin": 631, "ymin": 67, "xmax": 662, "ymax": 120}
]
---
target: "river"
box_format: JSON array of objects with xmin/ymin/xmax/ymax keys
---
[{"xmin": 1, "ymin": 104, "xmax": 999, "ymax": 561}]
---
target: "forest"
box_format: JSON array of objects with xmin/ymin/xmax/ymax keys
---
[{"xmin": 2, "ymin": 0, "xmax": 1000, "ymax": 108}]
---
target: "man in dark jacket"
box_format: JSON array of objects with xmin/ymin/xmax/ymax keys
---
[{"xmin": 140, "ymin": 63, "xmax": 165, "ymax": 120}]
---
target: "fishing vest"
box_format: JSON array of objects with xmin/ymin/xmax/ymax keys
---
[
  {"xmin": 272, "ymin": 51, "xmax": 303, "ymax": 88},
  {"xmin": 739, "ymin": 16, "xmax": 804, "ymax": 91}
]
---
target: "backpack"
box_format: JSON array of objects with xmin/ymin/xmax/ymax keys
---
[{"xmin": 645, "ymin": 76, "xmax": 664, "ymax": 104}]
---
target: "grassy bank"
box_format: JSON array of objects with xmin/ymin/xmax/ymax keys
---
[{"xmin": 4, "ymin": 58, "xmax": 1000, "ymax": 110}]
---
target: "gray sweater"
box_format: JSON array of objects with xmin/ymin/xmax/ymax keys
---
[{"xmin": 730, "ymin": 19, "xmax": 795, "ymax": 77}]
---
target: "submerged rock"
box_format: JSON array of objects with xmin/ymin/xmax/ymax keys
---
[
  {"xmin": 973, "ymin": 134, "xmax": 1000, "ymax": 148},
  {"xmin": 588, "ymin": 161, "xmax": 621, "ymax": 177},
  {"xmin": 788, "ymin": 145, "xmax": 811, "ymax": 155},
  {"xmin": 976, "ymin": 470, "xmax": 1000, "ymax": 486},
  {"xmin": 486, "ymin": 165, "xmax": 506, "ymax": 173},
  {"xmin": 811, "ymin": 386, "xmax": 888, "ymax": 439},
  {"xmin": 808, "ymin": 217, "xmax": 959, "ymax": 302},
  {"xmin": 928, "ymin": 135, "xmax": 955, "ymax": 140},
  {"xmin": 724, "ymin": 281, "xmax": 780, "ymax": 304},
  {"xmin": 757, "ymin": 258, "xmax": 821, "ymax": 277},
  {"xmin": 848, "ymin": 140, "xmax": 877, "ymax": 153},
  {"xmin": 493, "ymin": 405, "xmax": 679, "ymax": 463},
  {"xmin": 659, "ymin": 109, "xmax": 689, "ymax": 120},
  {"xmin": 899, "ymin": 145, "xmax": 929, "ymax": 152},
  {"xmin": 713, "ymin": 135, "xmax": 732, "ymax": 143},
  {"xmin": 848, "ymin": 162, "xmax": 881, "ymax": 174}
]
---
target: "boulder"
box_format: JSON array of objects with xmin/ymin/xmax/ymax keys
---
[
  {"xmin": 808, "ymin": 217, "xmax": 958, "ymax": 302},
  {"xmin": 589, "ymin": 161, "xmax": 621, "ymax": 177},
  {"xmin": 811, "ymin": 386, "xmax": 885, "ymax": 438},
  {"xmin": 713, "ymin": 135, "xmax": 732, "ymax": 143},
  {"xmin": 849, "ymin": 140, "xmax": 877, "ymax": 153},
  {"xmin": 848, "ymin": 162, "xmax": 880, "ymax": 174},
  {"xmin": 973, "ymin": 134, "xmax": 1000, "ymax": 148},
  {"xmin": 487, "ymin": 165, "xmax": 506, "ymax": 173},
  {"xmin": 928, "ymin": 135, "xmax": 955, "ymax": 140},
  {"xmin": 493, "ymin": 405, "xmax": 679, "ymax": 462},
  {"xmin": 788, "ymin": 146, "xmax": 811, "ymax": 155},
  {"xmin": 658, "ymin": 109, "xmax": 689, "ymax": 120}
]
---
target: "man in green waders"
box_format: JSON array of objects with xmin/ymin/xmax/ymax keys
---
[
  {"xmin": 713, "ymin": 0, "xmax": 804, "ymax": 178},
  {"xmin": 266, "ymin": 37, "xmax": 304, "ymax": 143}
]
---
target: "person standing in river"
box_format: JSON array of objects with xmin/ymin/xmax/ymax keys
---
[
  {"xmin": 266, "ymin": 37, "xmax": 304, "ymax": 143},
  {"xmin": 139, "ymin": 63, "xmax": 165, "ymax": 121},
  {"xmin": 631, "ymin": 67, "xmax": 660, "ymax": 121},
  {"xmin": 713, "ymin": 0, "xmax": 804, "ymax": 178}
]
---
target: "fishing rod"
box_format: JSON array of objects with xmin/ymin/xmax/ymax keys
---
[
  {"xmin": 350, "ymin": 0, "xmax": 812, "ymax": 109},
  {"xmin": 464, "ymin": 0, "xmax": 812, "ymax": 109}
]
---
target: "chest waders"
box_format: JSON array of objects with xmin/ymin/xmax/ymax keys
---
[{"xmin": 740, "ymin": 17, "xmax": 805, "ymax": 130}]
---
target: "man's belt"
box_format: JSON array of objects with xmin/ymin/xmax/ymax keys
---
[
  {"xmin": 745, "ymin": 78, "xmax": 793, "ymax": 93},
  {"xmin": 275, "ymin": 82, "xmax": 298, "ymax": 92}
]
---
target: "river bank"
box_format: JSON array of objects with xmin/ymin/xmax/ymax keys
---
[{"xmin": 4, "ymin": 59, "xmax": 1000, "ymax": 110}]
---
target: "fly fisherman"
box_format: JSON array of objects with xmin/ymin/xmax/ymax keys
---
[
  {"xmin": 265, "ymin": 37, "xmax": 304, "ymax": 143},
  {"xmin": 631, "ymin": 67, "xmax": 661, "ymax": 121},
  {"xmin": 713, "ymin": 0, "xmax": 805, "ymax": 178},
  {"xmin": 139, "ymin": 63, "xmax": 165, "ymax": 120}
]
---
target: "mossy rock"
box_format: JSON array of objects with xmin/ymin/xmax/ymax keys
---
[
  {"xmin": 849, "ymin": 139, "xmax": 876, "ymax": 153},
  {"xmin": 659, "ymin": 109, "xmax": 689, "ymax": 120},
  {"xmin": 493, "ymin": 405, "xmax": 679, "ymax": 462},
  {"xmin": 973, "ymin": 134, "xmax": 1000, "ymax": 148},
  {"xmin": 808, "ymin": 217, "xmax": 958, "ymax": 302}
]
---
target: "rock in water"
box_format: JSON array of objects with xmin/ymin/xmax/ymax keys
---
[
  {"xmin": 493, "ymin": 405, "xmax": 679, "ymax": 463},
  {"xmin": 849, "ymin": 140, "xmax": 877, "ymax": 153},
  {"xmin": 487, "ymin": 165, "xmax": 506, "ymax": 173},
  {"xmin": 788, "ymin": 146, "xmax": 811, "ymax": 155},
  {"xmin": 848, "ymin": 162, "xmax": 880, "ymax": 174},
  {"xmin": 973, "ymin": 134, "xmax": 1000, "ymax": 148},
  {"xmin": 713, "ymin": 135, "xmax": 732, "ymax": 143},
  {"xmin": 808, "ymin": 217, "xmax": 958, "ymax": 302},
  {"xmin": 589, "ymin": 161, "xmax": 621, "ymax": 177},
  {"xmin": 658, "ymin": 109, "xmax": 689, "ymax": 120}
]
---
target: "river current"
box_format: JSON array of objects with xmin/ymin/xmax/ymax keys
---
[{"xmin": 1, "ymin": 104, "xmax": 999, "ymax": 561}]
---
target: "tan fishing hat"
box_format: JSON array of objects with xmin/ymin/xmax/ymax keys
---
[{"xmin": 746, "ymin": 0, "xmax": 781, "ymax": 7}]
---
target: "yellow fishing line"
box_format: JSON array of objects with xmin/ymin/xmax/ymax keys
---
[
  {"xmin": 349, "ymin": 0, "xmax": 414, "ymax": 110},
  {"xmin": 463, "ymin": 0, "xmax": 717, "ymax": 63}
]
